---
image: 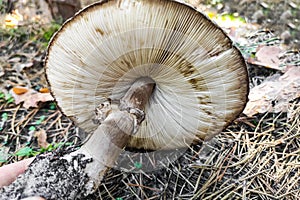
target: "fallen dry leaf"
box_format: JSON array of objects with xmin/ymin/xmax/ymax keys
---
[
  {"xmin": 4, "ymin": 9, "xmax": 23, "ymax": 28},
  {"xmin": 34, "ymin": 129, "xmax": 49, "ymax": 148},
  {"xmin": 0, "ymin": 65, "xmax": 4, "ymax": 77},
  {"xmin": 39, "ymin": 87, "xmax": 50, "ymax": 93},
  {"xmin": 248, "ymin": 45, "xmax": 285, "ymax": 71},
  {"xmin": 12, "ymin": 87, "xmax": 28, "ymax": 95},
  {"xmin": 10, "ymin": 88, "xmax": 54, "ymax": 109},
  {"xmin": 14, "ymin": 62, "xmax": 34, "ymax": 72},
  {"xmin": 243, "ymin": 66, "xmax": 300, "ymax": 116}
]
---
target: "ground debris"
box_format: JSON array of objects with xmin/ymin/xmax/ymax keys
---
[
  {"xmin": 11, "ymin": 87, "xmax": 54, "ymax": 109},
  {"xmin": 95, "ymin": 105, "xmax": 300, "ymax": 200},
  {"xmin": 247, "ymin": 45, "xmax": 284, "ymax": 71},
  {"xmin": 244, "ymin": 66, "xmax": 300, "ymax": 116},
  {"xmin": 0, "ymin": 147, "xmax": 93, "ymax": 200},
  {"xmin": 35, "ymin": 129, "xmax": 49, "ymax": 148}
]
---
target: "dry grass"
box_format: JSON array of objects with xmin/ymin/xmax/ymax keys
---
[{"xmin": 94, "ymin": 100, "xmax": 300, "ymax": 200}]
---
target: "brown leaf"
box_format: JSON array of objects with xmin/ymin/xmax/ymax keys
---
[
  {"xmin": 12, "ymin": 87, "xmax": 28, "ymax": 95},
  {"xmin": 248, "ymin": 46, "xmax": 284, "ymax": 71},
  {"xmin": 243, "ymin": 66, "xmax": 300, "ymax": 116},
  {"xmin": 39, "ymin": 87, "xmax": 50, "ymax": 93},
  {"xmin": 34, "ymin": 129, "xmax": 49, "ymax": 148},
  {"xmin": 11, "ymin": 88, "xmax": 54, "ymax": 109}
]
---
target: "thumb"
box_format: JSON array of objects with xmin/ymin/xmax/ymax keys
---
[{"xmin": 21, "ymin": 197, "xmax": 45, "ymax": 200}]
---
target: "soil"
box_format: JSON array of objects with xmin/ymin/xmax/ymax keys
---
[{"xmin": 0, "ymin": 146, "xmax": 93, "ymax": 200}]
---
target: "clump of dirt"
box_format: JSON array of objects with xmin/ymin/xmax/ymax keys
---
[{"xmin": 0, "ymin": 147, "xmax": 93, "ymax": 200}]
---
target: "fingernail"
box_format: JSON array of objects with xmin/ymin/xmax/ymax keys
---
[{"xmin": 21, "ymin": 197, "xmax": 45, "ymax": 200}]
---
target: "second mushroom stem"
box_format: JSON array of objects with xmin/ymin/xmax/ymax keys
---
[{"xmin": 73, "ymin": 77, "xmax": 155, "ymax": 189}]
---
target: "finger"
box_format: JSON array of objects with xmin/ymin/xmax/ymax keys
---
[
  {"xmin": 21, "ymin": 197, "xmax": 45, "ymax": 200},
  {"xmin": 0, "ymin": 157, "xmax": 34, "ymax": 187}
]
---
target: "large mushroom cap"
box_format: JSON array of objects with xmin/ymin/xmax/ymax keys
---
[{"xmin": 45, "ymin": 0, "xmax": 248, "ymax": 150}]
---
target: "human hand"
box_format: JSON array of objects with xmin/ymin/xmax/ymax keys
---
[
  {"xmin": 0, "ymin": 158, "xmax": 34, "ymax": 187},
  {"xmin": 0, "ymin": 158, "xmax": 45, "ymax": 200}
]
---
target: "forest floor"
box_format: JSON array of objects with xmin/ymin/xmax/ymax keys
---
[{"xmin": 0, "ymin": 1, "xmax": 300, "ymax": 199}]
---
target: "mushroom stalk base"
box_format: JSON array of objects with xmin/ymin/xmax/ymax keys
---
[
  {"xmin": 72, "ymin": 77, "xmax": 155, "ymax": 191},
  {"xmin": 74, "ymin": 110, "xmax": 135, "ymax": 187},
  {"xmin": 0, "ymin": 77, "xmax": 155, "ymax": 199}
]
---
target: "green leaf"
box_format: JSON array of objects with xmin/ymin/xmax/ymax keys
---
[
  {"xmin": 45, "ymin": 143, "xmax": 54, "ymax": 151},
  {"xmin": 42, "ymin": 23, "xmax": 61, "ymax": 42},
  {"xmin": 35, "ymin": 120, "xmax": 42, "ymax": 125},
  {"xmin": 35, "ymin": 116, "xmax": 46, "ymax": 125},
  {"xmin": 15, "ymin": 147, "xmax": 34, "ymax": 157},
  {"xmin": 49, "ymin": 102, "xmax": 56, "ymax": 110},
  {"xmin": 29, "ymin": 126, "xmax": 36, "ymax": 131},
  {"xmin": 0, "ymin": 157, "xmax": 7, "ymax": 162},
  {"xmin": 5, "ymin": 93, "xmax": 12, "ymax": 100},
  {"xmin": 7, "ymin": 98, "xmax": 14, "ymax": 103},
  {"xmin": 1, "ymin": 112, "xmax": 8, "ymax": 121},
  {"xmin": 39, "ymin": 115, "xmax": 46, "ymax": 121},
  {"xmin": 5, "ymin": 94, "xmax": 14, "ymax": 103},
  {"xmin": 39, "ymin": 142, "xmax": 73, "ymax": 152},
  {"xmin": 134, "ymin": 161, "xmax": 142, "ymax": 169},
  {"xmin": 0, "ymin": 92, "xmax": 4, "ymax": 99}
]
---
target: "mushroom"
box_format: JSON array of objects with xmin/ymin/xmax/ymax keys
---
[{"xmin": 1, "ymin": 0, "xmax": 248, "ymax": 198}]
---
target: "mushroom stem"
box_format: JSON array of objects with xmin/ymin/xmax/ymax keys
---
[
  {"xmin": 74, "ymin": 76, "xmax": 155, "ymax": 190},
  {"xmin": 0, "ymin": 78, "xmax": 155, "ymax": 199}
]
